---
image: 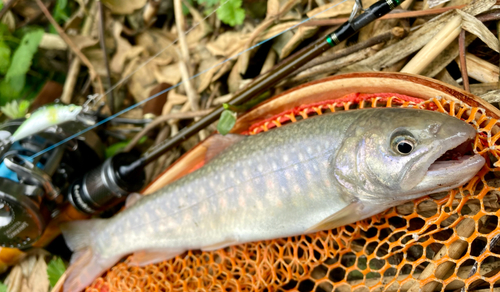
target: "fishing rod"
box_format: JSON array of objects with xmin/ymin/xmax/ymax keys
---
[{"xmin": 119, "ymin": 0, "xmax": 406, "ymax": 179}]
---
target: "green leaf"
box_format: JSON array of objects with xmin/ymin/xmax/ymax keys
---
[
  {"xmin": 105, "ymin": 140, "xmax": 130, "ymax": 158},
  {"xmin": 0, "ymin": 42, "xmax": 11, "ymax": 74},
  {"xmin": 47, "ymin": 256, "xmax": 66, "ymax": 288},
  {"xmin": 0, "ymin": 282, "xmax": 7, "ymax": 292},
  {"xmin": 216, "ymin": 0, "xmax": 245, "ymax": 27},
  {"xmin": 182, "ymin": 0, "xmax": 194, "ymax": 15},
  {"xmin": 0, "ymin": 100, "xmax": 30, "ymax": 119},
  {"xmin": 2, "ymin": 28, "xmax": 43, "ymax": 98},
  {"xmin": 217, "ymin": 109, "xmax": 237, "ymax": 135}
]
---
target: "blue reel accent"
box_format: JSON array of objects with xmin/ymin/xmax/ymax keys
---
[{"xmin": 0, "ymin": 142, "xmax": 45, "ymax": 183}]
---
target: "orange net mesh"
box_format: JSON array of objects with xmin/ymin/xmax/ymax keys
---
[{"xmin": 86, "ymin": 93, "xmax": 500, "ymax": 292}]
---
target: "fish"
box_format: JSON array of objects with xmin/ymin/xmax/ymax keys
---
[
  {"xmin": 61, "ymin": 107, "xmax": 485, "ymax": 292},
  {"xmin": 10, "ymin": 104, "xmax": 82, "ymax": 142}
]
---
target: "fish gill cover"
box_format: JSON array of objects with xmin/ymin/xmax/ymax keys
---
[{"xmin": 83, "ymin": 93, "xmax": 500, "ymax": 292}]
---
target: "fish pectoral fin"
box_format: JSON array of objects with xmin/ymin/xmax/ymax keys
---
[
  {"xmin": 125, "ymin": 192, "xmax": 143, "ymax": 208},
  {"xmin": 201, "ymin": 238, "xmax": 239, "ymax": 251},
  {"xmin": 203, "ymin": 134, "xmax": 246, "ymax": 162},
  {"xmin": 130, "ymin": 249, "xmax": 185, "ymax": 267},
  {"xmin": 306, "ymin": 202, "xmax": 364, "ymax": 233}
]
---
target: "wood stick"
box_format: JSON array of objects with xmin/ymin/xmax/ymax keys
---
[
  {"xmin": 401, "ymin": 14, "xmax": 462, "ymax": 74},
  {"xmin": 303, "ymin": 5, "xmax": 467, "ymax": 26},
  {"xmin": 60, "ymin": 1, "xmax": 97, "ymax": 103},
  {"xmin": 458, "ymin": 30, "xmax": 470, "ymax": 92},
  {"xmin": 98, "ymin": 0, "xmax": 114, "ymax": 113},
  {"xmin": 456, "ymin": 53, "xmax": 499, "ymax": 83}
]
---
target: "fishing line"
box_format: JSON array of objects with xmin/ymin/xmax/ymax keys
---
[{"xmin": 29, "ymin": 0, "xmax": 352, "ymax": 160}]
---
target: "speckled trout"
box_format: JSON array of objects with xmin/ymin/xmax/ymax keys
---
[{"xmin": 61, "ymin": 108, "xmax": 485, "ymax": 292}]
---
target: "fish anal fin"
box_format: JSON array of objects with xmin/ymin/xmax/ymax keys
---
[
  {"xmin": 306, "ymin": 202, "xmax": 365, "ymax": 233},
  {"xmin": 203, "ymin": 134, "xmax": 246, "ymax": 162},
  {"xmin": 129, "ymin": 249, "xmax": 185, "ymax": 267},
  {"xmin": 125, "ymin": 192, "xmax": 143, "ymax": 208}
]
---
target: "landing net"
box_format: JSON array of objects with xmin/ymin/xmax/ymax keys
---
[{"xmin": 86, "ymin": 92, "xmax": 500, "ymax": 292}]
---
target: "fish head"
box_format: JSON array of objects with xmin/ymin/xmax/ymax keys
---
[{"xmin": 333, "ymin": 108, "xmax": 485, "ymax": 205}]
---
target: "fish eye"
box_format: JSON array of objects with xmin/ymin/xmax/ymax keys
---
[
  {"xmin": 391, "ymin": 133, "xmax": 416, "ymax": 156},
  {"xmin": 396, "ymin": 140, "xmax": 414, "ymax": 154}
]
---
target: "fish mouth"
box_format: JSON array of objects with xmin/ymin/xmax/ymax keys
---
[{"xmin": 415, "ymin": 133, "xmax": 485, "ymax": 194}]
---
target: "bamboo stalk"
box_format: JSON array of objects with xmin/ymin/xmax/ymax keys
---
[
  {"xmin": 456, "ymin": 53, "xmax": 499, "ymax": 83},
  {"xmin": 401, "ymin": 15, "xmax": 462, "ymax": 74}
]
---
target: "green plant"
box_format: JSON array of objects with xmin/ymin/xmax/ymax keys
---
[
  {"xmin": 47, "ymin": 256, "xmax": 66, "ymax": 288},
  {"xmin": 188, "ymin": 0, "xmax": 245, "ymax": 27},
  {"xmin": 0, "ymin": 26, "xmax": 44, "ymax": 105}
]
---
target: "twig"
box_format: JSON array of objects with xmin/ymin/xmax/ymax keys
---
[
  {"xmin": 205, "ymin": 83, "xmax": 220, "ymax": 109},
  {"xmin": 174, "ymin": 0, "xmax": 190, "ymax": 72},
  {"xmin": 0, "ymin": 0, "xmax": 19, "ymax": 19},
  {"xmin": 98, "ymin": 0, "xmax": 114, "ymax": 113},
  {"xmin": 61, "ymin": 1, "xmax": 97, "ymax": 104},
  {"xmin": 458, "ymin": 30, "xmax": 470, "ymax": 92},
  {"xmin": 303, "ymin": 5, "xmax": 467, "ymax": 26},
  {"xmin": 34, "ymin": 0, "xmax": 104, "ymax": 93},
  {"xmin": 123, "ymin": 109, "xmax": 213, "ymax": 152}
]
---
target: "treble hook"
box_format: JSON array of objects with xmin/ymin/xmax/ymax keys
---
[{"xmin": 349, "ymin": 0, "xmax": 364, "ymax": 22}]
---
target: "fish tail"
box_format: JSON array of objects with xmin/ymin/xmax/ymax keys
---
[{"xmin": 61, "ymin": 219, "xmax": 121, "ymax": 292}]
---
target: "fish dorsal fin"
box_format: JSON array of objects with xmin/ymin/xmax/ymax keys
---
[
  {"xmin": 125, "ymin": 193, "xmax": 143, "ymax": 208},
  {"xmin": 202, "ymin": 134, "xmax": 246, "ymax": 162},
  {"xmin": 306, "ymin": 202, "xmax": 365, "ymax": 233}
]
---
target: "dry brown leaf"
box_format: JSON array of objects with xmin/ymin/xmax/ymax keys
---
[
  {"xmin": 197, "ymin": 58, "xmax": 222, "ymax": 93},
  {"xmin": 162, "ymin": 90, "xmax": 188, "ymax": 115},
  {"xmin": 266, "ymin": 0, "xmax": 280, "ymax": 19},
  {"xmin": 228, "ymin": 59, "xmax": 243, "ymax": 93},
  {"xmin": 67, "ymin": 34, "xmax": 99, "ymax": 50},
  {"xmin": 83, "ymin": 48, "xmax": 108, "ymax": 77},
  {"xmin": 154, "ymin": 62, "xmax": 182, "ymax": 86},
  {"xmin": 102, "ymin": 0, "xmax": 147, "ymax": 14},
  {"xmin": 306, "ymin": 0, "xmax": 353, "ymax": 19},
  {"xmin": 110, "ymin": 22, "xmax": 146, "ymax": 73},
  {"xmin": 457, "ymin": 9, "xmax": 500, "ymax": 52},
  {"xmin": 128, "ymin": 59, "xmax": 158, "ymax": 102},
  {"xmin": 1, "ymin": 10, "xmax": 15, "ymax": 31},
  {"xmin": 211, "ymin": 59, "xmax": 236, "ymax": 82},
  {"xmin": 184, "ymin": 0, "xmax": 212, "ymax": 46},
  {"xmin": 205, "ymin": 32, "xmax": 246, "ymax": 57},
  {"xmin": 238, "ymin": 0, "xmax": 300, "ymax": 74},
  {"xmin": 136, "ymin": 29, "xmax": 178, "ymax": 62},
  {"xmin": 11, "ymin": 0, "xmax": 39, "ymax": 18},
  {"xmin": 39, "ymin": 33, "xmax": 67, "ymax": 50},
  {"xmin": 28, "ymin": 256, "xmax": 49, "ymax": 292},
  {"xmin": 6, "ymin": 265, "xmax": 23, "ymax": 292},
  {"xmin": 280, "ymin": 26, "xmax": 318, "ymax": 58}
]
